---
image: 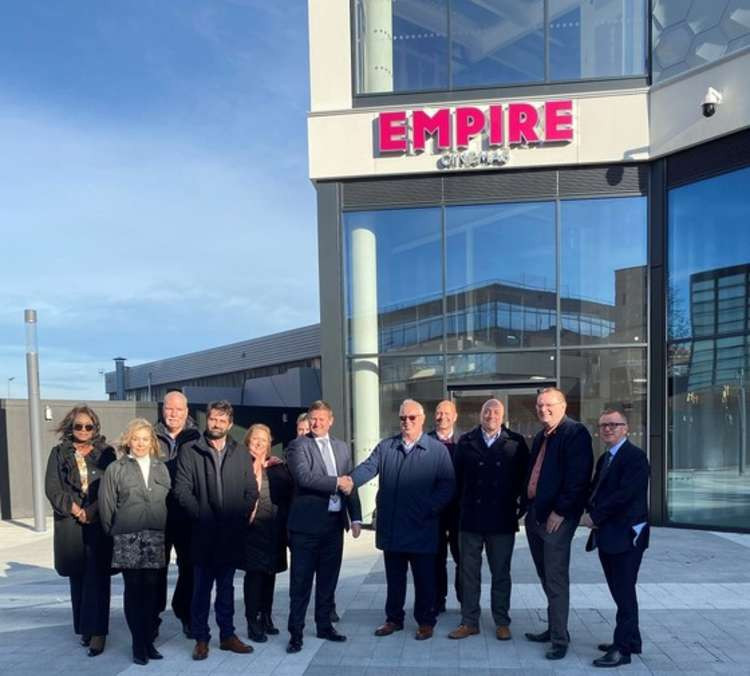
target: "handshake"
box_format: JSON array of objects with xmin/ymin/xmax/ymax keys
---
[{"xmin": 336, "ymin": 475, "xmax": 354, "ymax": 495}]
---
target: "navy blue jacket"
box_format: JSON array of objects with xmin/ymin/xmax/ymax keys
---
[
  {"xmin": 586, "ymin": 439, "xmax": 650, "ymax": 555},
  {"xmin": 351, "ymin": 433, "xmax": 455, "ymax": 554},
  {"xmin": 524, "ymin": 416, "xmax": 593, "ymax": 524},
  {"xmin": 455, "ymin": 426, "xmax": 529, "ymax": 534}
]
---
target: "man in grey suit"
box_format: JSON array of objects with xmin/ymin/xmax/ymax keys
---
[{"xmin": 285, "ymin": 400, "xmax": 362, "ymax": 653}]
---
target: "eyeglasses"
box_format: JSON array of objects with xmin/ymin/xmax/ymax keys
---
[
  {"xmin": 399, "ymin": 415, "xmax": 420, "ymax": 422},
  {"xmin": 597, "ymin": 422, "xmax": 626, "ymax": 430},
  {"xmin": 73, "ymin": 423, "xmax": 95, "ymax": 432}
]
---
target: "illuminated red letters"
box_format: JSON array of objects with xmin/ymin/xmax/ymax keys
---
[
  {"xmin": 412, "ymin": 109, "xmax": 451, "ymax": 150},
  {"xmin": 378, "ymin": 111, "xmax": 408, "ymax": 152}
]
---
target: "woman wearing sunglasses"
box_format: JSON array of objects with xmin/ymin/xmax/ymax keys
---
[
  {"xmin": 45, "ymin": 405, "xmax": 116, "ymax": 657},
  {"xmin": 100, "ymin": 418, "xmax": 171, "ymax": 665}
]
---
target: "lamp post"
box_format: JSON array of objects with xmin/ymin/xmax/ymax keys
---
[
  {"xmin": 6, "ymin": 376, "xmax": 14, "ymax": 399},
  {"xmin": 25, "ymin": 309, "xmax": 46, "ymax": 532}
]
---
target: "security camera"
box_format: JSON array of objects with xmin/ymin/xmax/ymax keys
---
[{"xmin": 702, "ymin": 87, "xmax": 722, "ymax": 117}]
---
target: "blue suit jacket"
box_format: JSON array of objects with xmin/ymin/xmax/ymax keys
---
[{"xmin": 286, "ymin": 433, "xmax": 361, "ymax": 534}]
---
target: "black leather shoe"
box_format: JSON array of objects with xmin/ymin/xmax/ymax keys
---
[
  {"xmin": 317, "ymin": 627, "xmax": 347, "ymax": 642},
  {"xmin": 593, "ymin": 649, "xmax": 631, "ymax": 667},
  {"xmin": 287, "ymin": 635, "xmax": 303, "ymax": 653},
  {"xmin": 525, "ymin": 629, "xmax": 551, "ymax": 642},
  {"xmin": 87, "ymin": 635, "xmax": 106, "ymax": 657},
  {"xmin": 260, "ymin": 612, "xmax": 280, "ymax": 635},
  {"xmin": 598, "ymin": 642, "xmax": 641, "ymax": 655},
  {"xmin": 133, "ymin": 655, "xmax": 148, "ymax": 666},
  {"xmin": 80, "ymin": 635, "xmax": 91, "ymax": 647},
  {"xmin": 247, "ymin": 619, "xmax": 268, "ymax": 643},
  {"xmin": 545, "ymin": 643, "xmax": 568, "ymax": 660},
  {"xmin": 147, "ymin": 645, "xmax": 163, "ymax": 660},
  {"xmin": 330, "ymin": 609, "xmax": 340, "ymax": 623}
]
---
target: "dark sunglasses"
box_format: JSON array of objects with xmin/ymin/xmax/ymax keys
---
[
  {"xmin": 73, "ymin": 423, "xmax": 95, "ymax": 432},
  {"xmin": 399, "ymin": 415, "xmax": 419, "ymax": 422},
  {"xmin": 597, "ymin": 422, "xmax": 626, "ymax": 429}
]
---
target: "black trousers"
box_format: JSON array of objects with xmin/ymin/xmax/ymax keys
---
[
  {"xmin": 435, "ymin": 514, "xmax": 461, "ymax": 607},
  {"xmin": 288, "ymin": 517, "xmax": 343, "ymax": 636},
  {"xmin": 384, "ymin": 550, "xmax": 437, "ymax": 628},
  {"xmin": 243, "ymin": 570, "xmax": 276, "ymax": 620},
  {"xmin": 459, "ymin": 530, "xmax": 515, "ymax": 628},
  {"xmin": 525, "ymin": 507, "xmax": 577, "ymax": 645},
  {"xmin": 599, "ymin": 546, "xmax": 644, "ymax": 655},
  {"xmin": 69, "ymin": 541, "xmax": 111, "ymax": 637},
  {"xmin": 157, "ymin": 521, "xmax": 193, "ymax": 625},
  {"xmin": 123, "ymin": 569, "xmax": 161, "ymax": 659}
]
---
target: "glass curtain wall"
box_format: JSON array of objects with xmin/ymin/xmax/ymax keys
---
[
  {"xmin": 343, "ymin": 195, "xmax": 648, "ymax": 482},
  {"xmin": 667, "ymin": 165, "xmax": 750, "ymax": 529},
  {"xmin": 354, "ymin": 0, "xmax": 648, "ymax": 94}
]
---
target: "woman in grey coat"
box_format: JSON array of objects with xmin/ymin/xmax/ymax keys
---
[{"xmin": 100, "ymin": 418, "xmax": 171, "ymax": 665}]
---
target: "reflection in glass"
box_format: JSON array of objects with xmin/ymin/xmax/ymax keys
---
[
  {"xmin": 445, "ymin": 202, "xmax": 556, "ymax": 350},
  {"xmin": 344, "ymin": 208, "xmax": 443, "ymax": 354},
  {"xmin": 446, "ymin": 351, "xmax": 555, "ymax": 385},
  {"xmin": 560, "ymin": 196, "xmax": 647, "ymax": 345},
  {"xmin": 560, "ymin": 347, "xmax": 647, "ymax": 454},
  {"xmin": 450, "ymin": 0, "xmax": 544, "ymax": 87},
  {"xmin": 667, "ymin": 166, "xmax": 750, "ymax": 529},
  {"xmin": 354, "ymin": 0, "xmax": 449, "ymax": 94},
  {"xmin": 549, "ymin": 0, "xmax": 647, "ymax": 81}
]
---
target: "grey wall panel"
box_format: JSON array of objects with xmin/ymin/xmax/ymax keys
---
[
  {"xmin": 443, "ymin": 169, "xmax": 557, "ymax": 203},
  {"xmin": 558, "ymin": 164, "xmax": 648, "ymax": 197},
  {"xmin": 667, "ymin": 128, "xmax": 750, "ymax": 188},
  {"xmin": 343, "ymin": 175, "xmax": 443, "ymax": 209}
]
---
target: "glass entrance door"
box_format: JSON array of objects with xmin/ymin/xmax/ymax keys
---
[{"xmin": 449, "ymin": 385, "xmax": 546, "ymax": 445}]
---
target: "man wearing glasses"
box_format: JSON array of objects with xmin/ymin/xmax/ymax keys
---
[
  {"xmin": 523, "ymin": 388, "xmax": 593, "ymax": 660},
  {"xmin": 582, "ymin": 408, "xmax": 649, "ymax": 668},
  {"xmin": 345, "ymin": 399, "xmax": 455, "ymax": 641}
]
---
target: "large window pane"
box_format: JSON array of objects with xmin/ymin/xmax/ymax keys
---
[
  {"xmin": 549, "ymin": 0, "xmax": 647, "ymax": 81},
  {"xmin": 560, "ymin": 347, "xmax": 647, "ymax": 456},
  {"xmin": 344, "ymin": 208, "xmax": 443, "ymax": 354},
  {"xmin": 355, "ymin": 0, "xmax": 449, "ymax": 94},
  {"xmin": 667, "ymin": 165, "xmax": 750, "ymax": 528},
  {"xmin": 446, "ymin": 350, "xmax": 556, "ymax": 385},
  {"xmin": 560, "ymin": 196, "xmax": 647, "ymax": 346},
  {"xmin": 450, "ymin": 0, "xmax": 544, "ymax": 88},
  {"xmin": 445, "ymin": 202, "xmax": 556, "ymax": 350}
]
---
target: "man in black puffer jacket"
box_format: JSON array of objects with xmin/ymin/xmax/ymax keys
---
[
  {"xmin": 154, "ymin": 390, "xmax": 200, "ymax": 638},
  {"xmin": 174, "ymin": 400, "xmax": 258, "ymax": 661}
]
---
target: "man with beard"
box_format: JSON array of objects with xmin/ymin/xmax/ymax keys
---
[
  {"xmin": 174, "ymin": 401, "xmax": 258, "ymax": 661},
  {"xmin": 154, "ymin": 391, "xmax": 200, "ymax": 638}
]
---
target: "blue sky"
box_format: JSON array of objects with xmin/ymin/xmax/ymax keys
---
[{"xmin": 0, "ymin": 1, "xmax": 317, "ymax": 400}]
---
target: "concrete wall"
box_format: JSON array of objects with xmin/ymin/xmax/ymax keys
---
[{"xmin": 0, "ymin": 399, "xmax": 157, "ymax": 520}]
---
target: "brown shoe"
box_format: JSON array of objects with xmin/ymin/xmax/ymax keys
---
[
  {"xmin": 415, "ymin": 625, "xmax": 434, "ymax": 641},
  {"xmin": 192, "ymin": 640, "xmax": 209, "ymax": 660},
  {"xmin": 496, "ymin": 626, "xmax": 512, "ymax": 641},
  {"xmin": 219, "ymin": 634, "xmax": 253, "ymax": 654},
  {"xmin": 374, "ymin": 621, "xmax": 404, "ymax": 637},
  {"xmin": 448, "ymin": 624, "xmax": 479, "ymax": 639}
]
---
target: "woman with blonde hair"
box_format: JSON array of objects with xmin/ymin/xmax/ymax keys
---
[
  {"xmin": 45, "ymin": 404, "xmax": 116, "ymax": 657},
  {"xmin": 100, "ymin": 418, "xmax": 171, "ymax": 665},
  {"xmin": 242, "ymin": 423, "xmax": 293, "ymax": 642}
]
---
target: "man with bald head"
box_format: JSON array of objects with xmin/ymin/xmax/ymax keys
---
[
  {"xmin": 347, "ymin": 399, "xmax": 455, "ymax": 641},
  {"xmin": 155, "ymin": 390, "xmax": 200, "ymax": 638},
  {"xmin": 448, "ymin": 399, "xmax": 528, "ymax": 641},
  {"xmin": 523, "ymin": 388, "xmax": 593, "ymax": 660},
  {"xmin": 428, "ymin": 400, "xmax": 461, "ymax": 613}
]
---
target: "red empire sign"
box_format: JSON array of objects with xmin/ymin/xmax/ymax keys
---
[{"xmin": 377, "ymin": 100, "xmax": 574, "ymax": 154}]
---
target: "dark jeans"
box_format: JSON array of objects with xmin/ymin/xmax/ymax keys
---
[
  {"xmin": 123, "ymin": 569, "xmax": 161, "ymax": 659},
  {"xmin": 288, "ymin": 517, "xmax": 343, "ymax": 636},
  {"xmin": 599, "ymin": 547, "xmax": 644, "ymax": 655},
  {"xmin": 383, "ymin": 550, "xmax": 437, "ymax": 628},
  {"xmin": 436, "ymin": 515, "xmax": 461, "ymax": 607},
  {"xmin": 69, "ymin": 541, "xmax": 111, "ymax": 637},
  {"xmin": 244, "ymin": 570, "xmax": 276, "ymax": 620},
  {"xmin": 525, "ymin": 506, "xmax": 577, "ymax": 645},
  {"xmin": 459, "ymin": 530, "xmax": 515, "ymax": 628},
  {"xmin": 157, "ymin": 521, "xmax": 193, "ymax": 625},
  {"xmin": 191, "ymin": 563, "xmax": 236, "ymax": 642}
]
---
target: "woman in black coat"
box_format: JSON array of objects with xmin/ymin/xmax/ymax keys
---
[
  {"xmin": 100, "ymin": 418, "xmax": 171, "ymax": 665},
  {"xmin": 44, "ymin": 405, "xmax": 116, "ymax": 657},
  {"xmin": 242, "ymin": 423, "xmax": 293, "ymax": 642}
]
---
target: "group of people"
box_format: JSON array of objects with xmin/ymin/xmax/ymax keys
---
[{"xmin": 45, "ymin": 387, "xmax": 649, "ymax": 669}]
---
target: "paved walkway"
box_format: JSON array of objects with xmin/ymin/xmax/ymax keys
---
[{"xmin": 2, "ymin": 519, "xmax": 750, "ymax": 675}]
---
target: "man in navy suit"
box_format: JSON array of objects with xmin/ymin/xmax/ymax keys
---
[
  {"xmin": 582, "ymin": 408, "xmax": 650, "ymax": 668},
  {"xmin": 285, "ymin": 400, "xmax": 362, "ymax": 653},
  {"xmin": 523, "ymin": 388, "xmax": 593, "ymax": 660}
]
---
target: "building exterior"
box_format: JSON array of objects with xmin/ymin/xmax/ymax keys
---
[{"xmin": 307, "ymin": 0, "xmax": 750, "ymax": 530}]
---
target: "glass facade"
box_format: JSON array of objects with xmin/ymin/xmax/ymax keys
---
[
  {"xmin": 667, "ymin": 165, "xmax": 750, "ymax": 529},
  {"xmin": 354, "ymin": 0, "xmax": 648, "ymax": 94},
  {"xmin": 343, "ymin": 194, "xmax": 648, "ymax": 458}
]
